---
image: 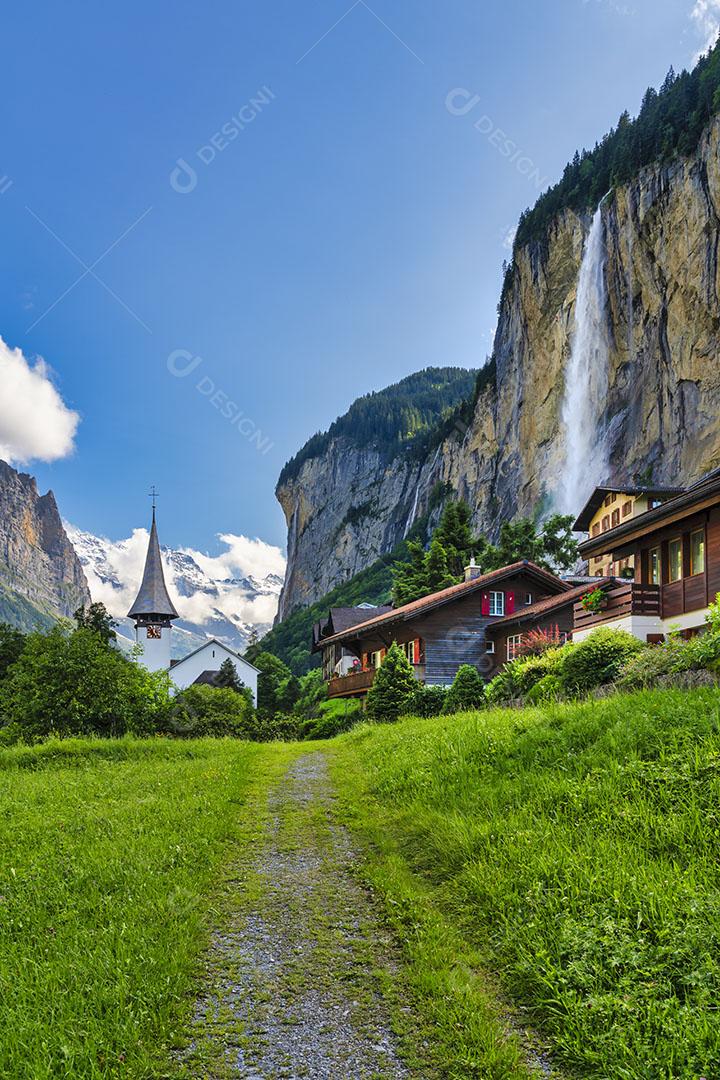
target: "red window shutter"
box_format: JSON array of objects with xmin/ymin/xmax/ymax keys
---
[
  {"xmin": 413, "ymin": 638, "xmax": 421, "ymax": 664},
  {"xmin": 481, "ymin": 592, "xmax": 490, "ymax": 616},
  {"xmin": 506, "ymin": 591, "xmax": 515, "ymax": 615}
]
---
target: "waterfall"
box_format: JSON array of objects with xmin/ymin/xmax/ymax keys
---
[{"xmin": 558, "ymin": 203, "xmax": 611, "ymax": 515}]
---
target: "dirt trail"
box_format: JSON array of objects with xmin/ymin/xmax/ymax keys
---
[{"xmin": 177, "ymin": 752, "xmax": 427, "ymax": 1079}]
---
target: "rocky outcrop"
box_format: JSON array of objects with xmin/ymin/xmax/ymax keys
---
[
  {"xmin": 277, "ymin": 116, "xmax": 720, "ymax": 617},
  {"xmin": 0, "ymin": 460, "xmax": 90, "ymax": 625}
]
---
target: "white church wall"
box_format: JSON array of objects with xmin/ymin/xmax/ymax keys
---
[
  {"xmin": 134, "ymin": 626, "xmax": 172, "ymax": 672},
  {"xmin": 169, "ymin": 640, "xmax": 258, "ymax": 704}
]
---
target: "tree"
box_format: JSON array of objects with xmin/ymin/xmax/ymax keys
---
[
  {"xmin": 0, "ymin": 625, "xmax": 170, "ymax": 740},
  {"xmin": 0, "ymin": 623, "xmax": 25, "ymax": 680},
  {"xmin": 166, "ymin": 683, "xmax": 254, "ymax": 738},
  {"xmin": 480, "ymin": 514, "xmax": 578, "ymax": 574},
  {"xmin": 392, "ymin": 540, "xmax": 429, "ymax": 606},
  {"xmin": 365, "ymin": 642, "xmax": 417, "ymax": 723},
  {"xmin": 215, "ymin": 657, "xmax": 245, "ymax": 692},
  {"xmin": 73, "ymin": 602, "xmax": 118, "ymax": 644},
  {"xmin": 425, "ymin": 537, "xmax": 456, "ymax": 593},
  {"xmin": 278, "ymin": 674, "xmax": 301, "ymax": 712},
  {"xmin": 443, "ymin": 664, "xmax": 486, "ymax": 713},
  {"xmin": 434, "ymin": 501, "xmax": 475, "ymax": 577},
  {"xmin": 254, "ymin": 651, "xmax": 292, "ymax": 716}
]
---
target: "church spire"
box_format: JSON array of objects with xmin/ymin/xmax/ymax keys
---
[{"xmin": 127, "ymin": 495, "xmax": 179, "ymax": 621}]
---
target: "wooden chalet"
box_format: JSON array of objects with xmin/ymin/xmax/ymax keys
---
[
  {"xmin": 312, "ymin": 561, "xmax": 572, "ymax": 699},
  {"xmin": 575, "ymin": 468, "xmax": 720, "ymax": 641}
]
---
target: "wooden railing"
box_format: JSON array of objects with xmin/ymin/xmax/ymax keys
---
[
  {"xmin": 327, "ymin": 664, "xmax": 426, "ymax": 698},
  {"xmin": 573, "ymin": 583, "xmax": 661, "ymax": 632}
]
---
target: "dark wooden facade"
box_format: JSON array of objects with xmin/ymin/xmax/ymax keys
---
[{"xmin": 316, "ymin": 563, "xmax": 569, "ymax": 698}]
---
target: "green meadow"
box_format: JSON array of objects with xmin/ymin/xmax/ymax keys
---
[{"xmin": 1, "ymin": 690, "xmax": 719, "ymax": 1078}]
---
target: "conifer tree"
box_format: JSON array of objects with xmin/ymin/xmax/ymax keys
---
[
  {"xmin": 365, "ymin": 641, "xmax": 417, "ymax": 723},
  {"xmin": 443, "ymin": 664, "xmax": 486, "ymax": 713}
]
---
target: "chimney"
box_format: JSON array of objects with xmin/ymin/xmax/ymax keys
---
[{"xmin": 464, "ymin": 556, "xmax": 483, "ymax": 582}]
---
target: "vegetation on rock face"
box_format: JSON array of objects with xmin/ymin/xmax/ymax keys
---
[
  {"xmin": 513, "ymin": 42, "xmax": 720, "ymax": 251},
  {"xmin": 278, "ymin": 367, "xmax": 477, "ymax": 487}
]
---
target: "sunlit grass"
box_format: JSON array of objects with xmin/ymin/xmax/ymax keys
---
[
  {"xmin": 332, "ymin": 688, "xmax": 720, "ymax": 1078},
  {"xmin": 0, "ymin": 737, "xmax": 294, "ymax": 1079}
]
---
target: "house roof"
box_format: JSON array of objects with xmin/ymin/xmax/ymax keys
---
[
  {"xmin": 316, "ymin": 560, "xmax": 570, "ymax": 647},
  {"xmin": 312, "ymin": 605, "xmax": 394, "ymax": 650},
  {"xmin": 578, "ymin": 467, "xmax": 720, "ymax": 559},
  {"xmin": 486, "ymin": 578, "xmax": 615, "ymax": 631},
  {"xmin": 127, "ymin": 511, "xmax": 179, "ymax": 620},
  {"xmin": 169, "ymin": 637, "xmax": 260, "ymax": 673},
  {"xmin": 192, "ymin": 670, "xmax": 223, "ymax": 686},
  {"xmin": 573, "ymin": 485, "xmax": 683, "ymax": 531}
]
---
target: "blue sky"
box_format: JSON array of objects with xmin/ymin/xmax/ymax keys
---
[{"xmin": 0, "ymin": 0, "xmax": 715, "ymax": 559}]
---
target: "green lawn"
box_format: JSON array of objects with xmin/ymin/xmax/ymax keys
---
[
  {"xmin": 330, "ymin": 688, "xmax": 720, "ymax": 1079},
  {"xmin": 0, "ymin": 737, "xmax": 299, "ymax": 1079}
]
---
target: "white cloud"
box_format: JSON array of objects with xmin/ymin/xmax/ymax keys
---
[
  {"xmin": 0, "ymin": 336, "xmax": 79, "ymax": 465},
  {"xmin": 691, "ymin": 0, "xmax": 720, "ymax": 61},
  {"xmin": 67, "ymin": 524, "xmax": 285, "ymax": 633}
]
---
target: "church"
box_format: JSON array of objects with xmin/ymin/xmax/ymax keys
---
[{"xmin": 127, "ymin": 505, "xmax": 259, "ymax": 704}]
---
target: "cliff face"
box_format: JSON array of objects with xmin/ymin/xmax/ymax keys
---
[
  {"xmin": 0, "ymin": 460, "xmax": 90, "ymax": 625},
  {"xmin": 277, "ymin": 116, "xmax": 720, "ymax": 617}
]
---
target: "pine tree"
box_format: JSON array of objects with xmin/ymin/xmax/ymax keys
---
[
  {"xmin": 425, "ymin": 537, "xmax": 456, "ymax": 592},
  {"xmin": 443, "ymin": 664, "xmax": 486, "ymax": 713},
  {"xmin": 215, "ymin": 657, "xmax": 245, "ymax": 692},
  {"xmin": 365, "ymin": 642, "xmax": 417, "ymax": 723}
]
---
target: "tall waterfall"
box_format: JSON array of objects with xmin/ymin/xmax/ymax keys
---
[{"xmin": 558, "ymin": 203, "xmax": 610, "ymax": 515}]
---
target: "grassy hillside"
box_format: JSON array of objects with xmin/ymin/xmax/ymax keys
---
[
  {"xmin": 0, "ymin": 583, "xmax": 55, "ymax": 633},
  {"xmin": 331, "ymin": 689, "xmax": 720, "ymax": 1078}
]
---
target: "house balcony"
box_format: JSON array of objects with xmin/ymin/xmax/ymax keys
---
[
  {"xmin": 573, "ymin": 582, "xmax": 661, "ymax": 633},
  {"xmin": 327, "ymin": 664, "xmax": 426, "ymax": 698}
]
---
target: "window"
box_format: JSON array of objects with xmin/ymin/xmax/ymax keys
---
[
  {"xmin": 604, "ymin": 494, "xmax": 614, "ymax": 507},
  {"xmin": 371, "ymin": 649, "xmax": 384, "ymax": 669},
  {"xmin": 668, "ymin": 539, "xmax": 682, "ymax": 583},
  {"xmin": 611, "ymin": 508, "xmax": 620, "ymax": 527},
  {"xmin": 488, "ymin": 591, "xmax": 505, "ymax": 616},
  {"xmin": 648, "ymin": 547, "xmax": 661, "ymax": 585},
  {"xmin": 507, "ymin": 634, "xmax": 523, "ymax": 661},
  {"xmin": 602, "ymin": 515, "xmax": 610, "ymax": 532},
  {"xmin": 649, "ymin": 498, "xmax": 663, "ymax": 510},
  {"xmin": 524, "ymin": 593, "xmax": 533, "ymax": 605},
  {"xmin": 592, "ymin": 522, "xmax": 601, "ymax": 537},
  {"xmin": 690, "ymin": 530, "xmax": 705, "ymax": 576},
  {"xmin": 622, "ymin": 500, "xmax": 632, "ymax": 517},
  {"xmin": 485, "ymin": 640, "xmax": 495, "ymax": 654},
  {"xmin": 594, "ymin": 555, "xmax": 604, "ymax": 564}
]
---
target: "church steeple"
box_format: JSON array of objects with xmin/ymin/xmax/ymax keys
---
[{"xmin": 128, "ymin": 491, "xmax": 178, "ymax": 671}]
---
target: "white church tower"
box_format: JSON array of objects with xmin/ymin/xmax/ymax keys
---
[{"xmin": 127, "ymin": 494, "xmax": 178, "ymax": 671}]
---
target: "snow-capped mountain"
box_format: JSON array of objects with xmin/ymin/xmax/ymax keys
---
[{"xmin": 66, "ymin": 523, "xmax": 285, "ymax": 658}]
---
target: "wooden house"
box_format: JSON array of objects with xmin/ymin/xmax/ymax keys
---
[
  {"xmin": 573, "ymin": 485, "xmax": 682, "ymax": 578},
  {"xmin": 575, "ymin": 468, "xmax": 720, "ymax": 642},
  {"xmin": 312, "ymin": 561, "xmax": 571, "ymax": 699}
]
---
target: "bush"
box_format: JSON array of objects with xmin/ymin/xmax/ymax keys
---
[
  {"xmin": 0, "ymin": 626, "xmax": 171, "ymax": 740},
  {"xmin": 406, "ymin": 683, "xmax": 448, "ymax": 718},
  {"xmin": 526, "ymin": 673, "xmax": 564, "ymax": 703},
  {"xmin": 616, "ymin": 638, "xmax": 688, "ymax": 690},
  {"xmin": 443, "ymin": 665, "xmax": 486, "ymax": 713},
  {"xmin": 300, "ymin": 698, "xmax": 362, "ymax": 740},
  {"xmin": 484, "ymin": 667, "xmax": 520, "ymax": 706},
  {"xmin": 366, "ymin": 642, "xmax": 417, "ymax": 723},
  {"xmin": 165, "ymin": 684, "xmax": 253, "ymax": 738},
  {"xmin": 561, "ymin": 627, "xmax": 643, "ymax": 694},
  {"xmin": 512, "ymin": 648, "xmax": 566, "ymax": 695}
]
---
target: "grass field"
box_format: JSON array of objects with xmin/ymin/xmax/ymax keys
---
[
  {"xmin": 0, "ymin": 737, "xmax": 300, "ymax": 1079},
  {"xmin": 330, "ymin": 688, "xmax": 720, "ymax": 1079},
  {"xmin": 2, "ymin": 691, "xmax": 719, "ymax": 1079}
]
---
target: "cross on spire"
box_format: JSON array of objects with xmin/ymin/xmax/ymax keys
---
[{"xmin": 149, "ymin": 485, "xmax": 159, "ymax": 520}]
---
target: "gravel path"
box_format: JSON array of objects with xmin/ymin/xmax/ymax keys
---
[{"xmin": 177, "ymin": 753, "xmax": 425, "ymax": 1079}]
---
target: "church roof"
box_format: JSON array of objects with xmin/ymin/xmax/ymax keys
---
[{"xmin": 127, "ymin": 512, "xmax": 179, "ymax": 620}]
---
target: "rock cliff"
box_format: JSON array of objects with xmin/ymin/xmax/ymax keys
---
[
  {"xmin": 0, "ymin": 460, "xmax": 90, "ymax": 627},
  {"xmin": 277, "ymin": 115, "xmax": 720, "ymax": 617}
]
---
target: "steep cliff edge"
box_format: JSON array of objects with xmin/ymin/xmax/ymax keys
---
[
  {"xmin": 277, "ymin": 113, "xmax": 720, "ymax": 617},
  {"xmin": 0, "ymin": 460, "xmax": 90, "ymax": 628}
]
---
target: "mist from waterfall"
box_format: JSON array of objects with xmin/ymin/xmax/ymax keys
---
[{"xmin": 558, "ymin": 203, "xmax": 610, "ymax": 515}]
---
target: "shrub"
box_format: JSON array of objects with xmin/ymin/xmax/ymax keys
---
[
  {"xmin": 366, "ymin": 642, "xmax": 417, "ymax": 723},
  {"xmin": 406, "ymin": 683, "xmax": 448, "ymax": 718},
  {"xmin": 681, "ymin": 629, "xmax": 720, "ymax": 672},
  {"xmin": 512, "ymin": 648, "xmax": 566, "ymax": 695},
  {"xmin": 616, "ymin": 638, "xmax": 688, "ymax": 690},
  {"xmin": 517, "ymin": 626, "xmax": 564, "ymax": 658},
  {"xmin": 300, "ymin": 698, "xmax": 362, "ymax": 740},
  {"xmin": 561, "ymin": 627, "xmax": 643, "ymax": 693},
  {"xmin": 484, "ymin": 667, "xmax": 520, "ymax": 706},
  {"xmin": 443, "ymin": 665, "xmax": 486, "ymax": 713},
  {"xmin": 0, "ymin": 626, "xmax": 171, "ymax": 740},
  {"xmin": 526, "ymin": 673, "xmax": 564, "ymax": 703},
  {"xmin": 165, "ymin": 684, "xmax": 253, "ymax": 738}
]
